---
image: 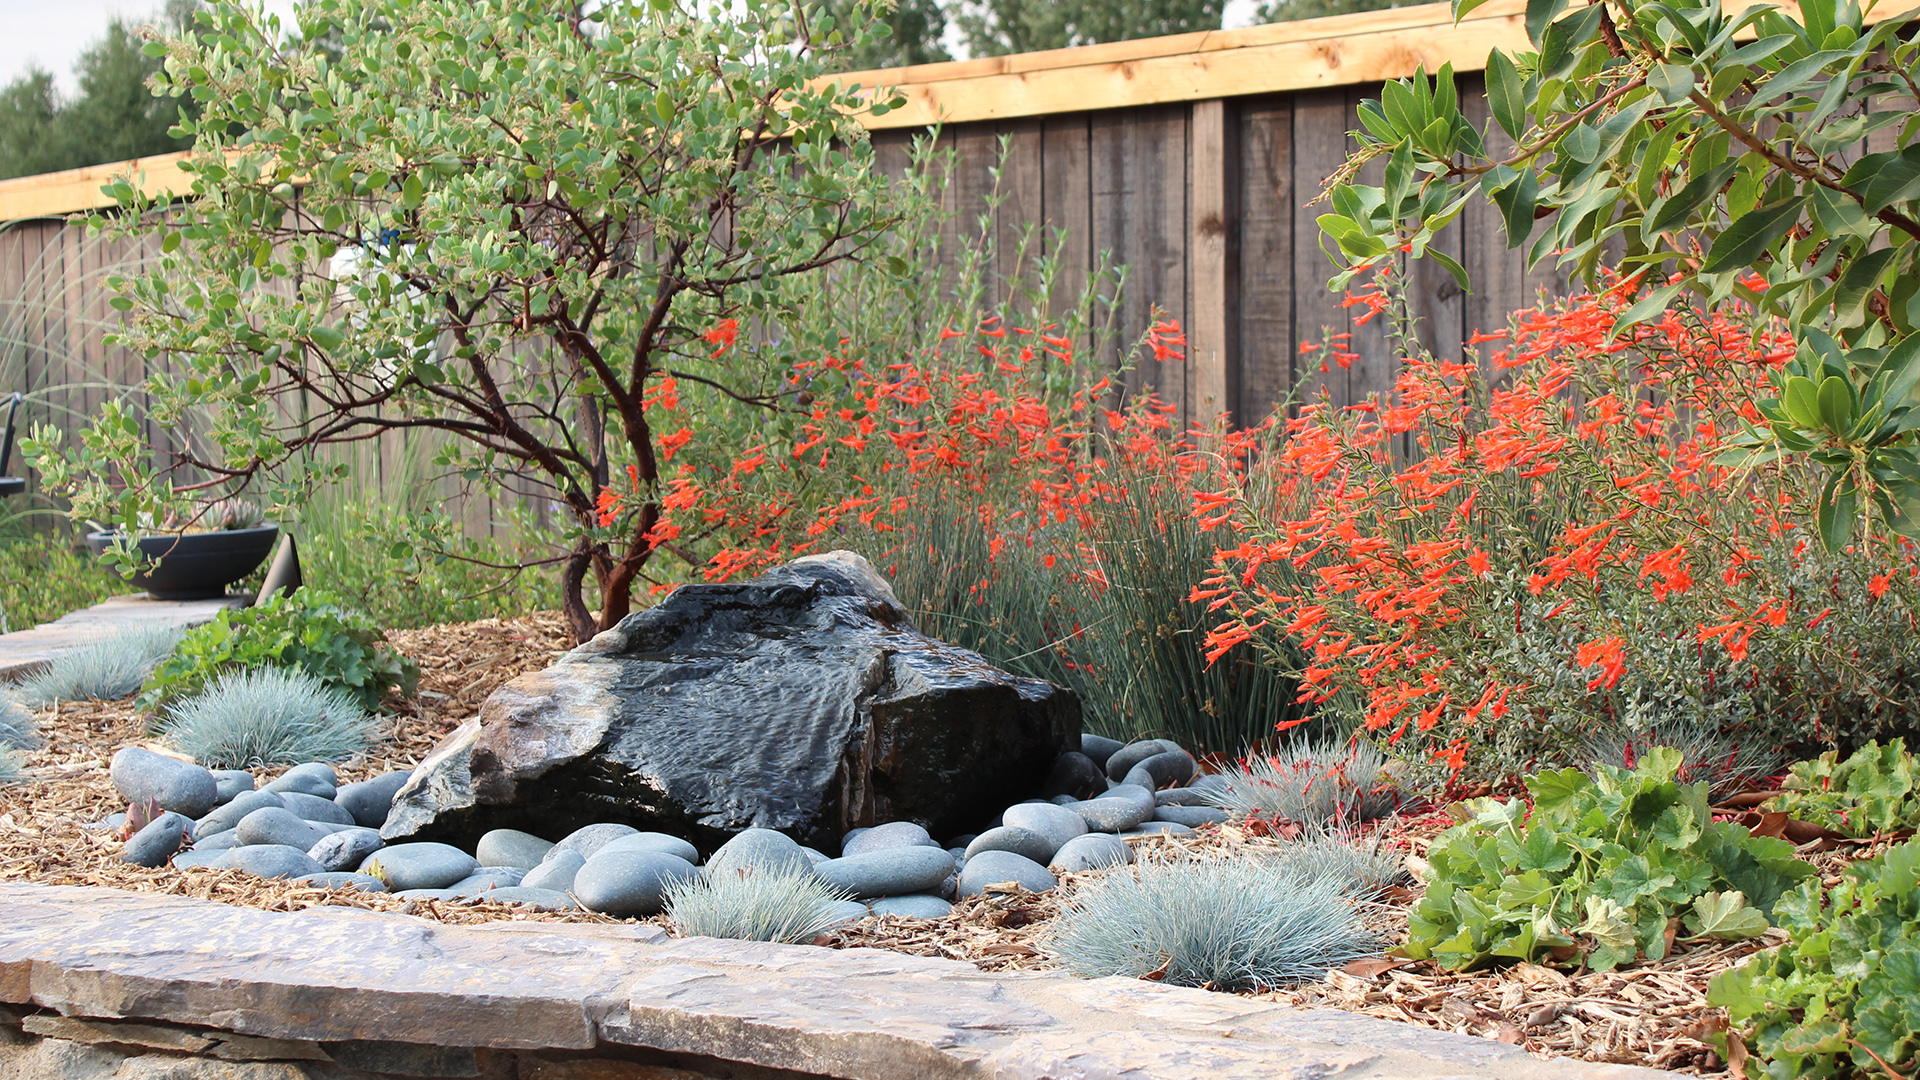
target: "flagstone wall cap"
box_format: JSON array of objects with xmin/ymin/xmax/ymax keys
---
[{"xmin": 0, "ymin": 882, "xmax": 1683, "ymax": 1080}]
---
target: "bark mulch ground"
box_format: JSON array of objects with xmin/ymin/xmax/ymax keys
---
[{"xmin": 0, "ymin": 610, "xmax": 1840, "ymax": 1075}]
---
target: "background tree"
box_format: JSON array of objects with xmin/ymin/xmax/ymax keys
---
[
  {"xmin": 1254, "ymin": 0, "xmax": 1404, "ymax": 23},
  {"xmin": 30, "ymin": 0, "xmax": 906, "ymax": 643},
  {"xmin": 823, "ymin": 0, "xmax": 952, "ymax": 68},
  {"xmin": 957, "ymin": 0, "xmax": 1225, "ymax": 56},
  {"xmin": 0, "ymin": 2, "xmax": 198, "ymax": 180},
  {"xmin": 0, "ymin": 72, "xmax": 63, "ymax": 180},
  {"xmin": 1316, "ymin": 0, "xmax": 1920, "ymax": 550}
]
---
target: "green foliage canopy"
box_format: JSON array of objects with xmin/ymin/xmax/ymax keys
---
[
  {"xmin": 30, "ymin": 0, "xmax": 905, "ymax": 643},
  {"xmin": 956, "ymin": 0, "xmax": 1225, "ymax": 56},
  {"xmin": 1318, "ymin": 0, "xmax": 1920, "ymax": 551}
]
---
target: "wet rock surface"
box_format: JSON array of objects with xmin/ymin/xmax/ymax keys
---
[{"xmin": 384, "ymin": 551, "xmax": 1080, "ymax": 852}]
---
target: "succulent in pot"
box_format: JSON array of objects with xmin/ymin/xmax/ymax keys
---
[{"xmin": 86, "ymin": 497, "xmax": 279, "ymax": 601}]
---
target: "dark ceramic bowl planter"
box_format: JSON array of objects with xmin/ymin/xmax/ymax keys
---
[{"xmin": 85, "ymin": 524, "xmax": 280, "ymax": 601}]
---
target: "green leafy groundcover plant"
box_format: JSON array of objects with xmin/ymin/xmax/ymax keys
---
[
  {"xmin": 1773, "ymin": 739, "xmax": 1920, "ymax": 839},
  {"xmin": 1710, "ymin": 839, "xmax": 1920, "ymax": 1079},
  {"xmin": 1404, "ymin": 748, "xmax": 1816, "ymax": 971},
  {"xmin": 140, "ymin": 589, "xmax": 419, "ymax": 713}
]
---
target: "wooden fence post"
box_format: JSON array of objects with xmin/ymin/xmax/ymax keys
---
[{"xmin": 1188, "ymin": 98, "xmax": 1239, "ymax": 429}]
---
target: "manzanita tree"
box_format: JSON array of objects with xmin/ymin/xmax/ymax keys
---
[
  {"xmin": 1318, "ymin": 0, "xmax": 1920, "ymax": 548},
  {"xmin": 30, "ymin": 0, "xmax": 906, "ymax": 642}
]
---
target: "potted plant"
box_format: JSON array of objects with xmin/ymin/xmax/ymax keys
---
[{"xmin": 85, "ymin": 498, "xmax": 280, "ymax": 601}]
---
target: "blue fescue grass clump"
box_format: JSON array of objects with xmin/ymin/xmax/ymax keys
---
[
  {"xmin": 0, "ymin": 686, "xmax": 39, "ymax": 749},
  {"xmin": 1045, "ymin": 856, "xmax": 1381, "ymax": 992},
  {"xmin": 665, "ymin": 865, "xmax": 854, "ymax": 944},
  {"xmin": 1202, "ymin": 739, "xmax": 1396, "ymax": 828},
  {"xmin": 18, "ymin": 624, "xmax": 183, "ymax": 704},
  {"xmin": 0, "ymin": 748, "xmax": 25, "ymax": 784},
  {"xmin": 157, "ymin": 667, "xmax": 375, "ymax": 768},
  {"xmin": 1579, "ymin": 720, "xmax": 1781, "ymax": 802},
  {"xmin": 1267, "ymin": 831, "xmax": 1407, "ymax": 900}
]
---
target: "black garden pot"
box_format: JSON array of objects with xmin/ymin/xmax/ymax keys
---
[{"xmin": 85, "ymin": 524, "xmax": 280, "ymax": 601}]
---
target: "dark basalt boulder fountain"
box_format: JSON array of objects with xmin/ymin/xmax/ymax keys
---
[{"xmin": 384, "ymin": 551, "xmax": 1080, "ymax": 853}]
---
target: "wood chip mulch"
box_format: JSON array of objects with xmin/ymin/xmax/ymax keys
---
[
  {"xmin": 0, "ymin": 614, "xmax": 586, "ymax": 925},
  {"xmin": 1, "ymin": 609, "xmax": 1878, "ymax": 1075}
]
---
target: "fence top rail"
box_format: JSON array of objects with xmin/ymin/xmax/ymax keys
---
[
  {"xmin": 822, "ymin": 0, "xmax": 1844, "ymax": 128},
  {"xmin": 0, "ymin": 0, "xmax": 1852, "ymax": 218}
]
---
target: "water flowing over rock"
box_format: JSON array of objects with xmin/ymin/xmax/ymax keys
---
[{"xmin": 384, "ymin": 552, "xmax": 1079, "ymax": 852}]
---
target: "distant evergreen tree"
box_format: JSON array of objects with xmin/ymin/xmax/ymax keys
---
[
  {"xmin": 823, "ymin": 0, "xmax": 952, "ymax": 69},
  {"xmin": 0, "ymin": 71, "xmax": 65, "ymax": 180},
  {"xmin": 957, "ymin": 0, "xmax": 1224, "ymax": 55},
  {"xmin": 1253, "ymin": 0, "xmax": 1403, "ymax": 24},
  {"xmin": 0, "ymin": 3, "xmax": 198, "ymax": 182}
]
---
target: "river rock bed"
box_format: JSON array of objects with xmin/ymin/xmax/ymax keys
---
[{"xmin": 102, "ymin": 732, "xmax": 1235, "ymax": 921}]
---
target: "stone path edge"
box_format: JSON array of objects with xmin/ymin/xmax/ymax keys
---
[
  {"xmin": 0, "ymin": 882, "xmax": 1682, "ymax": 1080},
  {"xmin": 0, "ymin": 593, "xmax": 247, "ymax": 681}
]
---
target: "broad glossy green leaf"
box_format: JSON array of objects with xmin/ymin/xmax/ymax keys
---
[
  {"xmin": 1611, "ymin": 281, "xmax": 1686, "ymax": 336},
  {"xmin": 1647, "ymin": 63, "xmax": 1695, "ymax": 104},
  {"xmin": 1633, "ymin": 120, "xmax": 1679, "ymax": 207},
  {"xmin": 1525, "ymin": 0, "xmax": 1568, "ymax": 45},
  {"xmin": 1818, "ymin": 468, "xmax": 1860, "ymax": 551},
  {"xmin": 1490, "ymin": 168, "xmax": 1540, "ymax": 249},
  {"xmin": 1701, "ymin": 196, "xmax": 1805, "ymax": 274},
  {"xmin": 1486, "ymin": 49, "xmax": 1527, "ymax": 141},
  {"xmin": 1818, "ymin": 374, "xmax": 1857, "ymax": 434},
  {"xmin": 1857, "ymin": 146, "xmax": 1920, "ymax": 214},
  {"xmin": 1644, "ymin": 161, "xmax": 1739, "ymax": 237},
  {"xmin": 1538, "ymin": 5, "xmax": 1604, "ymax": 80}
]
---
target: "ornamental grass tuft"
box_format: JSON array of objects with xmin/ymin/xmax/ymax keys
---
[
  {"xmin": 665, "ymin": 864, "xmax": 853, "ymax": 944},
  {"xmin": 157, "ymin": 667, "xmax": 376, "ymax": 768},
  {"xmin": 17, "ymin": 624, "xmax": 182, "ymax": 704},
  {"xmin": 1202, "ymin": 739, "xmax": 1395, "ymax": 828},
  {"xmin": 1266, "ymin": 830, "xmax": 1407, "ymax": 900},
  {"xmin": 0, "ymin": 748, "xmax": 24, "ymax": 784},
  {"xmin": 1046, "ymin": 856, "xmax": 1380, "ymax": 992},
  {"xmin": 1579, "ymin": 722, "xmax": 1781, "ymax": 803},
  {"xmin": 0, "ymin": 686, "xmax": 39, "ymax": 749}
]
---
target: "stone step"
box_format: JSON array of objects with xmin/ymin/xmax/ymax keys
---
[
  {"xmin": 0, "ymin": 882, "xmax": 1680, "ymax": 1080},
  {"xmin": 0, "ymin": 593, "xmax": 247, "ymax": 682}
]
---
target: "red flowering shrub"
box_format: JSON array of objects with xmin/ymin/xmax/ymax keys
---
[
  {"xmin": 1194, "ymin": 270, "xmax": 1920, "ymax": 777},
  {"xmin": 595, "ymin": 314, "xmax": 1311, "ymax": 752}
]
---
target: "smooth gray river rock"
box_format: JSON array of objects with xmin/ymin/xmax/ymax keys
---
[
  {"xmin": 109, "ymin": 748, "xmax": 218, "ymax": 819},
  {"xmin": 812, "ymin": 847, "xmax": 955, "ymax": 900}
]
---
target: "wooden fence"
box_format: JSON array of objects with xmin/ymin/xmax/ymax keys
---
[{"xmin": 0, "ymin": 0, "xmax": 1639, "ymax": 530}]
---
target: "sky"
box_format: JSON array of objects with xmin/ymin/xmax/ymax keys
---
[
  {"xmin": 0, "ymin": 0, "xmax": 297, "ymax": 96},
  {"xmin": 0, "ymin": 0, "xmax": 1264, "ymax": 97}
]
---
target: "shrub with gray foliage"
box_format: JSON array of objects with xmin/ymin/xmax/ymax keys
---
[
  {"xmin": 157, "ymin": 667, "xmax": 375, "ymax": 768},
  {"xmin": 18, "ymin": 625, "xmax": 181, "ymax": 704},
  {"xmin": 1046, "ymin": 856, "xmax": 1380, "ymax": 992},
  {"xmin": 665, "ymin": 865, "xmax": 853, "ymax": 944}
]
